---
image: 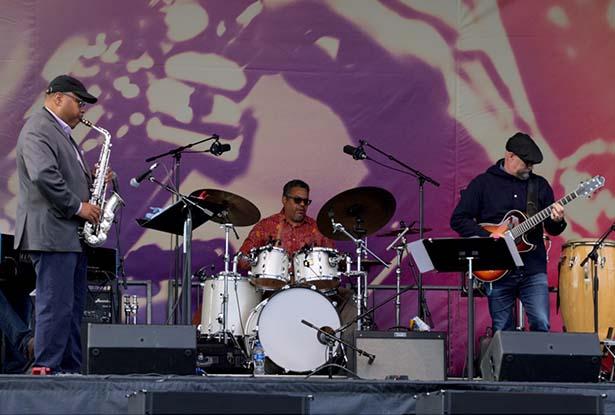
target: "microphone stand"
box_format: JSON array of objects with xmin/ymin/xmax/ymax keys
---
[
  {"xmin": 360, "ymin": 140, "xmax": 439, "ymax": 322},
  {"xmin": 147, "ymin": 176, "xmax": 216, "ymax": 325},
  {"xmin": 301, "ymin": 319, "xmax": 374, "ymax": 380},
  {"xmin": 144, "ymin": 134, "xmax": 219, "ymax": 323},
  {"xmin": 579, "ymin": 222, "xmax": 615, "ymax": 334}
]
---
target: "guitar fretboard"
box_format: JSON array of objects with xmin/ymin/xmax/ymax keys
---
[{"xmin": 510, "ymin": 192, "xmax": 578, "ymax": 239}]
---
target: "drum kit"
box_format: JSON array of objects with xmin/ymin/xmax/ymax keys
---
[{"xmin": 193, "ymin": 186, "xmax": 423, "ymax": 374}]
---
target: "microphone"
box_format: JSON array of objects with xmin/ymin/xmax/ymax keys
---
[
  {"xmin": 317, "ymin": 326, "xmax": 335, "ymax": 345},
  {"xmin": 210, "ymin": 140, "xmax": 231, "ymax": 156},
  {"xmin": 129, "ymin": 163, "xmax": 158, "ymax": 188},
  {"xmin": 342, "ymin": 144, "xmax": 366, "ymax": 160}
]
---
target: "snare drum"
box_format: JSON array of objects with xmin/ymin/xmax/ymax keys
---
[
  {"xmin": 200, "ymin": 273, "xmax": 261, "ymax": 337},
  {"xmin": 293, "ymin": 247, "xmax": 341, "ymax": 290},
  {"xmin": 245, "ymin": 286, "xmax": 341, "ymax": 373},
  {"xmin": 249, "ymin": 246, "xmax": 290, "ymax": 290},
  {"xmin": 559, "ymin": 238, "xmax": 615, "ymax": 340}
]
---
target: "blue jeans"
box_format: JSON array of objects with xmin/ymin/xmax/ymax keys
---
[
  {"xmin": 486, "ymin": 271, "xmax": 550, "ymax": 332},
  {"xmin": 29, "ymin": 251, "xmax": 87, "ymax": 373},
  {"xmin": 0, "ymin": 286, "xmax": 33, "ymax": 373}
]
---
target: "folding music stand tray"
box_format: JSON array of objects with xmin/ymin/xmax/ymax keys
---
[
  {"xmin": 408, "ymin": 235, "xmax": 523, "ymax": 380},
  {"xmin": 137, "ymin": 197, "xmax": 223, "ymax": 324}
]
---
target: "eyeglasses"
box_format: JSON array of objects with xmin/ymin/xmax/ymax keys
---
[
  {"xmin": 61, "ymin": 93, "xmax": 86, "ymax": 108},
  {"xmin": 285, "ymin": 194, "xmax": 312, "ymax": 206}
]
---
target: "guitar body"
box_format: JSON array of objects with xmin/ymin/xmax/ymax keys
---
[{"xmin": 474, "ymin": 210, "xmax": 535, "ymax": 283}]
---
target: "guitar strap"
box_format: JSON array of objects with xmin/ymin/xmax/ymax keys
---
[{"xmin": 526, "ymin": 176, "xmax": 538, "ymax": 217}]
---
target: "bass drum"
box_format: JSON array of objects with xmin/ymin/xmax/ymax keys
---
[
  {"xmin": 245, "ymin": 287, "xmax": 341, "ymax": 373},
  {"xmin": 559, "ymin": 238, "xmax": 615, "ymax": 340},
  {"xmin": 200, "ymin": 273, "xmax": 261, "ymax": 337}
]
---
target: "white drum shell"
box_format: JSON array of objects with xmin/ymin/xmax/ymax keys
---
[
  {"xmin": 200, "ymin": 275, "xmax": 260, "ymax": 336},
  {"xmin": 293, "ymin": 247, "xmax": 340, "ymax": 290},
  {"xmin": 249, "ymin": 246, "xmax": 290, "ymax": 290},
  {"xmin": 245, "ymin": 287, "xmax": 341, "ymax": 373}
]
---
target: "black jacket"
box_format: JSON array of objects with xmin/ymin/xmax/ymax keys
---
[{"xmin": 450, "ymin": 159, "xmax": 566, "ymax": 275}]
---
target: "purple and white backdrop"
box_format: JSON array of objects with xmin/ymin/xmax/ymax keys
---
[{"xmin": 1, "ymin": 0, "xmax": 614, "ymax": 376}]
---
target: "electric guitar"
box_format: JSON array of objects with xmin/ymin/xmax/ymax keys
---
[{"xmin": 474, "ymin": 175, "xmax": 605, "ymax": 282}]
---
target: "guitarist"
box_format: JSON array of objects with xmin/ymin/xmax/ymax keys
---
[{"xmin": 450, "ymin": 132, "xmax": 566, "ymax": 332}]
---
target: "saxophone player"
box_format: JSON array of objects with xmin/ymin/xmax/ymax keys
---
[{"xmin": 14, "ymin": 75, "xmax": 110, "ymax": 374}]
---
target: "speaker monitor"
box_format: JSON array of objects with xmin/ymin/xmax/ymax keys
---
[
  {"xmin": 480, "ymin": 331, "xmax": 601, "ymax": 382},
  {"xmin": 415, "ymin": 390, "xmax": 604, "ymax": 415},
  {"xmin": 86, "ymin": 324, "xmax": 196, "ymax": 375},
  {"xmin": 351, "ymin": 331, "xmax": 446, "ymax": 380}
]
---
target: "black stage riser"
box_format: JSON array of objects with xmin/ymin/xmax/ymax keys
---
[
  {"xmin": 415, "ymin": 390, "xmax": 604, "ymax": 414},
  {"xmin": 127, "ymin": 391, "xmax": 311, "ymax": 414}
]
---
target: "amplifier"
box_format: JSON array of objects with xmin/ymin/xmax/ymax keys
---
[
  {"xmin": 350, "ymin": 331, "xmax": 446, "ymax": 380},
  {"xmin": 196, "ymin": 337, "xmax": 250, "ymax": 374}
]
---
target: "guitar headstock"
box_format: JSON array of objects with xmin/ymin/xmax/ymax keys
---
[{"xmin": 576, "ymin": 175, "xmax": 606, "ymax": 198}]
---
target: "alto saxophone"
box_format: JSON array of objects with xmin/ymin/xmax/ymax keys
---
[{"xmin": 80, "ymin": 118, "xmax": 124, "ymax": 247}]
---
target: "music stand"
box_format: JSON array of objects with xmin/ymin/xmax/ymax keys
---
[
  {"xmin": 137, "ymin": 197, "xmax": 223, "ymax": 324},
  {"xmin": 408, "ymin": 234, "xmax": 523, "ymax": 379}
]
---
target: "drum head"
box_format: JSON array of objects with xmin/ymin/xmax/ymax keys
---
[{"xmin": 257, "ymin": 287, "xmax": 341, "ymax": 373}]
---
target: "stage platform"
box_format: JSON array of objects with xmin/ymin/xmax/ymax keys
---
[{"xmin": 0, "ymin": 374, "xmax": 613, "ymax": 414}]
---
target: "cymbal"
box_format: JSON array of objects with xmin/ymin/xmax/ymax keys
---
[
  {"xmin": 377, "ymin": 227, "xmax": 432, "ymax": 237},
  {"xmin": 317, "ymin": 186, "xmax": 396, "ymax": 240},
  {"xmin": 190, "ymin": 189, "xmax": 261, "ymax": 227}
]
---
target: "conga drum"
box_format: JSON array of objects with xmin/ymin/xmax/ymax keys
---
[{"xmin": 559, "ymin": 239, "xmax": 615, "ymax": 339}]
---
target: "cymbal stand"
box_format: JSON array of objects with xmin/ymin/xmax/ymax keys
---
[
  {"xmin": 386, "ymin": 224, "xmax": 411, "ymax": 327},
  {"xmin": 218, "ymin": 210, "xmax": 240, "ymax": 344},
  {"xmin": 330, "ymin": 217, "xmax": 389, "ymax": 330}
]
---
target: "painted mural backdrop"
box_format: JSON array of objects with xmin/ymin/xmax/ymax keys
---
[{"xmin": 1, "ymin": 0, "xmax": 613, "ymax": 375}]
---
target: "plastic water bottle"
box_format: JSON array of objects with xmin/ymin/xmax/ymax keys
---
[{"xmin": 252, "ymin": 340, "xmax": 265, "ymax": 375}]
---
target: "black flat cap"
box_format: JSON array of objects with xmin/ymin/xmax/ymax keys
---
[
  {"xmin": 505, "ymin": 132, "xmax": 543, "ymax": 164},
  {"xmin": 46, "ymin": 75, "xmax": 97, "ymax": 104}
]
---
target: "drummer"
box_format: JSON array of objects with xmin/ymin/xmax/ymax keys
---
[
  {"xmin": 238, "ymin": 179, "xmax": 356, "ymax": 336},
  {"xmin": 238, "ymin": 179, "xmax": 333, "ymax": 273}
]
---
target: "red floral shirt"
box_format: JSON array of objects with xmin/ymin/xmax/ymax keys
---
[{"xmin": 239, "ymin": 211, "xmax": 334, "ymax": 256}]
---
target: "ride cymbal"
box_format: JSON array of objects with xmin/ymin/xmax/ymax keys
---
[
  {"xmin": 190, "ymin": 189, "xmax": 261, "ymax": 226},
  {"xmin": 317, "ymin": 186, "xmax": 396, "ymax": 240}
]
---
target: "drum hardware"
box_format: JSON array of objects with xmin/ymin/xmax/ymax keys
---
[
  {"xmin": 123, "ymin": 294, "xmax": 139, "ymax": 324},
  {"xmin": 316, "ymin": 186, "xmax": 395, "ymax": 330},
  {"xmin": 579, "ymin": 222, "xmax": 615, "ymax": 334},
  {"xmin": 330, "ymin": 217, "xmax": 388, "ymax": 330},
  {"xmin": 385, "ymin": 222, "xmax": 411, "ymax": 328}
]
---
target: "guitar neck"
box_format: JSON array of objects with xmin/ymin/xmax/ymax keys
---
[{"xmin": 511, "ymin": 192, "xmax": 577, "ymax": 239}]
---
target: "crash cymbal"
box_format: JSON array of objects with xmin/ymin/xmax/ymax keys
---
[
  {"xmin": 190, "ymin": 189, "xmax": 261, "ymax": 227},
  {"xmin": 317, "ymin": 186, "xmax": 396, "ymax": 240},
  {"xmin": 377, "ymin": 227, "xmax": 431, "ymax": 237}
]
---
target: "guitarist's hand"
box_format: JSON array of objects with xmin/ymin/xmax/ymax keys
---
[
  {"xmin": 489, "ymin": 232, "xmax": 502, "ymax": 239},
  {"xmin": 550, "ymin": 202, "xmax": 565, "ymax": 222}
]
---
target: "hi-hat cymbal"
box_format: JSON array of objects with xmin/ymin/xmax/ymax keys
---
[
  {"xmin": 190, "ymin": 189, "xmax": 261, "ymax": 227},
  {"xmin": 317, "ymin": 186, "xmax": 396, "ymax": 240},
  {"xmin": 377, "ymin": 227, "xmax": 432, "ymax": 237}
]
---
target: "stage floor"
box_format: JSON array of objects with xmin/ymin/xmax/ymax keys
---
[{"xmin": 0, "ymin": 374, "xmax": 613, "ymax": 414}]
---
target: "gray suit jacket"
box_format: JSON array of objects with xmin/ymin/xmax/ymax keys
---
[{"xmin": 15, "ymin": 108, "xmax": 91, "ymax": 252}]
